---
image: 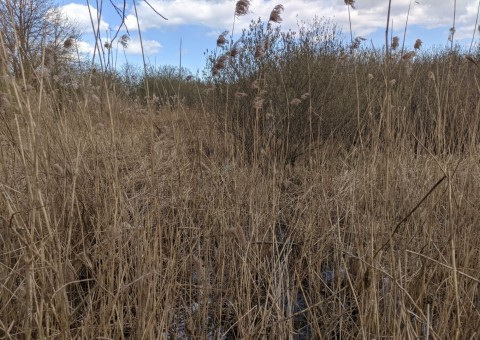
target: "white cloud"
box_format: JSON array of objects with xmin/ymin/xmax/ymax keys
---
[
  {"xmin": 119, "ymin": 0, "xmax": 480, "ymax": 42},
  {"xmin": 75, "ymin": 37, "xmax": 161, "ymax": 57},
  {"xmin": 76, "ymin": 40, "xmax": 95, "ymax": 55},
  {"xmin": 123, "ymin": 38, "xmax": 162, "ymax": 55},
  {"xmin": 60, "ymin": 3, "xmax": 110, "ymax": 33}
]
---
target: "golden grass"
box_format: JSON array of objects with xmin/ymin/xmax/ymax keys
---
[
  {"xmin": 1, "ymin": 74, "xmax": 480, "ymax": 338},
  {"xmin": 1, "ymin": 0, "xmax": 480, "ymax": 335}
]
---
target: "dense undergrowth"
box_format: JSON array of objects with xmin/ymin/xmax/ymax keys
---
[{"xmin": 1, "ymin": 2, "xmax": 480, "ymax": 339}]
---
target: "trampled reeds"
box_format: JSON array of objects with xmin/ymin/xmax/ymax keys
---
[{"xmin": 1, "ymin": 0, "xmax": 480, "ymax": 338}]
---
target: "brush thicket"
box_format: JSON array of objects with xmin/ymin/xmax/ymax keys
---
[{"xmin": 1, "ymin": 0, "xmax": 480, "ymax": 338}]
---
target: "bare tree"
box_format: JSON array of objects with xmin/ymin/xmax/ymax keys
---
[{"xmin": 0, "ymin": 0, "xmax": 80, "ymax": 79}]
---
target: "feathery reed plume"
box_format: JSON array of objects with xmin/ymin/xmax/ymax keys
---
[
  {"xmin": 251, "ymin": 80, "xmax": 260, "ymax": 89},
  {"xmin": 389, "ymin": 79, "xmax": 396, "ymax": 86},
  {"xmin": 448, "ymin": 27, "xmax": 456, "ymax": 42},
  {"xmin": 344, "ymin": 0, "xmax": 356, "ymax": 9},
  {"xmin": 367, "ymin": 74, "xmax": 374, "ymax": 80},
  {"xmin": 290, "ymin": 98, "xmax": 302, "ymax": 106},
  {"xmin": 269, "ymin": 4, "xmax": 284, "ymax": 23},
  {"xmin": 428, "ymin": 71, "xmax": 435, "ymax": 81},
  {"xmin": 402, "ymin": 51, "xmax": 416, "ymax": 61},
  {"xmin": 214, "ymin": 55, "xmax": 228, "ymax": 70},
  {"xmin": 391, "ymin": 36, "xmax": 399, "ymax": 50},
  {"xmin": 235, "ymin": 92, "xmax": 248, "ymax": 98},
  {"xmin": 211, "ymin": 55, "xmax": 227, "ymax": 76},
  {"xmin": 91, "ymin": 93, "xmax": 100, "ymax": 104},
  {"xmin": 255, "ymin": 44, "xmax": 265, "ymax": 58},
  {"xmin": 217, "ymin": 30, "xmax": 229, "ymax": 47},
  {"xmin": 229, "ymin": 42, "xmax": 240, "ymax": 57},
  {"xmin": 264, "ymin": 37, "xmax": 270, "ymax": 50},
  {"xmin": 414, "ymin": 38, "xmax": 423, "ymax": 50},
  {"xmin": 120, "ymin": 34, "xmax": 130, "ymax": 48},
  {"xmin": 350, "ymin": 36, "xmax": 366, "ymax": 50},
  {"xmin": 300, "ymin": 92, "xmax": 310, "ymax": 100},
  {"xmin": 253, "ymin": 97, "xmax": 264, "ymax": 109},
  {"xmin": 235, "ymin": 0, "xmax": 251, "ymax": 17},
  {"xmin": 225, "ymin": 226, "xmax": 247, "ymax": 246}
]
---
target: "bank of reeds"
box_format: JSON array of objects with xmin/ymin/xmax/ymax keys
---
[{"xmin": 1, "ymin": 1, "xmax": 480, "ymax": 338}]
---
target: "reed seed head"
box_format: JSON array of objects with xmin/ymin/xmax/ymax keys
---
[
  {"xmin": 235, "ymin": 0, "xmax": 251, "ymax": 17},
  {"xmin": 402, "ymin": 51, "xmax": 416, "ymax": 61},
  {"xmin": 264, "ymin": 37, "xmax": 271, "ymax": 50},
  {"xmin": 448, "ymin": 27, "xmax": 456, "ymax": 42},
  {"xmin": 253, "ymin": 97, "xmax": 264, "ymax": 109},
  {"xmin": 229, "ymin": 43, "xmax": 240, "ymax": 57},
  {"xmin": 269, "ymin": 4, "xmax": 284, "ymax": 23},
  {"xmin": 367, "ymin": 74, "xmax": 374, "ymax": 80},
  {"xmin": 290, "ymin": 98, "xmax": 302, "ymax": 106},
  {"xmin": 414, "ymin": 38, "xmax": 422, "ymax": 50},
  {"xmin": 235, "ymin": 92, "xmax": 248, "ymax": 98},
  {"xmin": 350, "ymin": 36, "xmax": 366, "ymax": 50},
  {"xmin": 216, "ymin": 31, "xmax": 228, "ymax": 47},
  {"xmin": 213, "ymin": 54, "xmax": 229, "ymax": 74},
  {"xmin": 120, "ymin": 34, "xmax": 130, "ymax": 48},
  {"xmin": 391, "ymin": 36, "xmax": 399, "ymax": 50},
  {"xmin": 300, "ymin": 92, "xmax": 310, "ymax": 100},
  {"xmin": 91, "ymin": 93, "xmax": 100, "ymax": 104},
  {"xmin": 344, "ymin": 0, "xmax": 356, "ymax": 9},
  {"xmin": 255, "ymin": 44, "xmax": 265, "ymax": 58},
  {"xmin": 225, "ymin": 226, "xmax": 247, "ymax": 246}
]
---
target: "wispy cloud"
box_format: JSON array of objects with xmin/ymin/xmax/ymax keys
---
[{"xmin": 60, "ymin": 3, "xmax": 109, "ymax": 33}]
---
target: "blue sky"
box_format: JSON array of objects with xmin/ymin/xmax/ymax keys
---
[{"xmin": 57, "ymin": 0, "xmax": 480, "ymax": 75}]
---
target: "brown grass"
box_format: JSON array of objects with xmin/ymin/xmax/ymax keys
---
[
  {"xmin": 1, "ymin": 70, "xmax": 480, "ymax": 338},
  {"xmin": 1, "ymin": 2, "xmax": 480, "ymax": 339}
]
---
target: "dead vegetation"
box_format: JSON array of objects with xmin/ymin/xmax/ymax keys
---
[{"xmin": 1, "ymin": 0, "xmax": 480, "ymax": 339}]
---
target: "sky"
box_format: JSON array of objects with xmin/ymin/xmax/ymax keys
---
[{"xmin": 56, "ymin": 0, "xmax": 480, "ymax": 75}]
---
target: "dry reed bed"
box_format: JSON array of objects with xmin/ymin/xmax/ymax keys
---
[{"xmin": 1, "ymin": 88, "xmax": 479, "ymax": 338}]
